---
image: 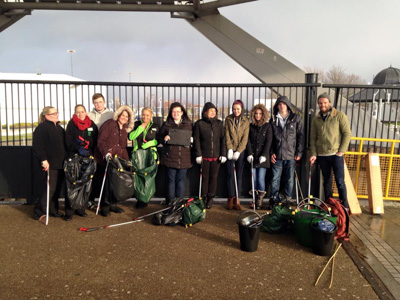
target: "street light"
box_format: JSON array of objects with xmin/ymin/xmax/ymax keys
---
[{"xmin": 67, "ymin": 49, "xmax": 76, "ymax": 76}]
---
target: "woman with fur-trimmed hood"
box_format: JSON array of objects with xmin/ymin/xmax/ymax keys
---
[
  {"xmin": 246, "ymin": 104, "xmax": 272, "ymax": 209},
  {"xmin": 95, "ymin": 105, "xmax": 135, "ymax": 216}
]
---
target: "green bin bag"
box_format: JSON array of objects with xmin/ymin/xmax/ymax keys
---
[
  {"xmin": 182, "ymin": 197, "xmax": 206, "ymax": 226},
  {"xmin": 131, "ymin": 149, "xmax": 158, "ymax": 204}
]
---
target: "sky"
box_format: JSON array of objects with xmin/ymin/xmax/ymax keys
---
[{"xmin": 1, "ymin": 0, "xmax": 399, "ymax": 84}]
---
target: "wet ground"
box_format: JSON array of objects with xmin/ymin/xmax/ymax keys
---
[{"xmin": 0, "ymin": 200, "xmax": 385, "ymax": 300}]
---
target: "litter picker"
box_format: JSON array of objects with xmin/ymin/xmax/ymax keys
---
[
  {"xmin": 39, "ymin": 170, "xmax": 50, "ymax": 225},
  {"xmin": 251, "ymin": 159, "xmax": 255, "ymax": 211},
  {"xmin": 199, "ymin": 163, "xmax": 202, "ymax": 199},
  {"xmin": 96, "ymin": 157, "xmax": 111, "ymax": 215},
  {"xmin": 80, "ymin": 206, "xmax": 172, "ymax": 232},
  {"xmin": 233, "ymin": 161, "xmax": 239, "ymax": 205}
]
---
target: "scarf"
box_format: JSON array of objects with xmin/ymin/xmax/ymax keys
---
[{"xmin": 72, "ymin": 114, "xmax": 92, "ymax": 131}]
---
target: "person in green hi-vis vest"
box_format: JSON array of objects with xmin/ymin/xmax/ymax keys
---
[{"xmin": 129, "ymin": 107, "xmax": 159, "ymax": 208}]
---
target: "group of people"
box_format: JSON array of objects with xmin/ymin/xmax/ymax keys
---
[{"xmin": 32, "ymin": 91, "xmax": 351, "ymax": 222}]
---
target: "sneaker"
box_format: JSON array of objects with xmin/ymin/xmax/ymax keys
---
[
  {"xmin": 109, "ymin": 205, "xmax": 124, "ymax": 213},
  {"xmin": 64, "ymin": 215, "xmax": 73, "ymax": 221}
]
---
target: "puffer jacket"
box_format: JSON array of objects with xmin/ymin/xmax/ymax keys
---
[
  {"xmin": 95, "ymin": 105, "xmax": 135, "ymax": 163},
  {"xmin": 225, "ymin": 114, "xmax": 250, "ymax": 153},
  {"xmin": 158, "ymin": 116, "xmax": 193, "ymax": 169},
  {"xmin": 193, "ymin": 102, "xmax": 226, "ymax": 158},
  {"xmin": 270, "ymin": 96, "xmax": 304, "ymax": 160},
  {"xmin": 310, "ymin": 107, "xmax": 351, "ymax": 156}
]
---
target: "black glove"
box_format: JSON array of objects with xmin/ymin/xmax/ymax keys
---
[{"xmin": 78, "ymin": 147, "xmax": 90, "ymax": 157}]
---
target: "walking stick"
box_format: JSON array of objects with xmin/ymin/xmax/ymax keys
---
[
  {"xmin": 46, "ymin": 170, "xmax": 50, "ymax": 225},
  {"xmin": 251, "ymin": 159, "xmax": 255, "ymax": 211},
  {"xmin": 96, "ymin": 157, "xmax": 111, "ymax": 216}
]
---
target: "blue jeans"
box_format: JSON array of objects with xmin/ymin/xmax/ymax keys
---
[
  {"xmin": 318, "ymin": 155, "xmax": 348, "ymax": 208},
  {"xmin": 252, "ymin": 168, "xmax": 267, "ymax": 191},
  {"xmin": 166, "ymin": 168, "xmax": 187, "ymax": 203},
  {"xmin": 271, "ymin": 159, "xmax": 295, "ymax": 199},
  {"xmin": 226, "ymin": 152, "xmax": 245, "ymax": 198}
]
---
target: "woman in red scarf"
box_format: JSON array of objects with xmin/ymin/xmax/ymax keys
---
[{"xmin": 65, "ymin": 104, "xmax": 98, "ymax": 220}]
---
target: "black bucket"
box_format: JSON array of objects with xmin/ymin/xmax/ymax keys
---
[
  {"xmin": 310, "ymin": 218, "xmax": 337, "ymax": 256},
  {"xmin": 237, "ymin": 211, "xmax": 262, "ymax": 252}
]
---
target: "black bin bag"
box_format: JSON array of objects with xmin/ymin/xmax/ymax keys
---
[
  {"xmin": 109, "ymin": 156, "xmax": 135, "ymax": 202},
  {"xmin": 64, "ymin": 155, "xmax": 97, "ymax": 210}
]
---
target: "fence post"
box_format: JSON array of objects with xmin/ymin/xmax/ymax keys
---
[{"xmin": 300, "ymin": 73, "xmax": 318, "ymax": 198}]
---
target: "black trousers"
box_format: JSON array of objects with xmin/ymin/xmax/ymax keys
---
[
  {"xmin": 34, "ymin": 169, "xmax": 64, "ymax": 217},
  {"xmin": 201, "ymin": 160, "xmax": 220, "ymax": 198}
]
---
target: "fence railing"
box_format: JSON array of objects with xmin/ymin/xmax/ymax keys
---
[{"xmin": 0, "ymin": 80, "xmax": 318, "ymax": 146}]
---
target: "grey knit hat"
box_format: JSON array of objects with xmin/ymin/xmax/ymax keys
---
[{"xmin": 317, "ymin": 92, "xmax": 331, "ymax": 102}]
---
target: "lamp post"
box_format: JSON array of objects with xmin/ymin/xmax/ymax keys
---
[{"xmin": 67, "ymin": 49, "xmax": 76, "ymax": 76}]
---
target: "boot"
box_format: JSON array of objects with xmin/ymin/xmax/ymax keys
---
[
  {"xmin": 226, "ymin": 197, "xmax": 234, "ymax": 210},
  {"xmin": 250, "ymin": 190, "xmax": 258, "ymax": 209},
  {"xmin": 233, "ymin": 197, "xmax": 242, "ymax": 210},
  {"xmin": 206, "ymin": 197, "xmax": 214, "ymax": 209},
  {"xmin": 256, "ymin": 190, "xmax": 267, "ymax": 210}
]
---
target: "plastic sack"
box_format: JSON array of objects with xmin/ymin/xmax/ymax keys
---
[
  {"xmin": 64, "ymin": 155, "xmax": 97, "ymax": 210},
  {"xmin": 182, "ymin": 197, "xmax": 206, "ymax": 226},
  {"xmin": 152, "ymin": 198, "xmax": 186, "ymax": 226},
  {"xmin": 109, "ymin": 156, "xmax": 135, "ymax": 202},
  {"xmin": 131, "ymin": 149, "xmax": 158, "ymax": 204},
  {"xmin": 261, "ymin": 204, "xmax": 293, "ymax": 234}
]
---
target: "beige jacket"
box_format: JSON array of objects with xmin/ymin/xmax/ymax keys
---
[{"xmin": 225, "ymin": 114, "xmax": 250, "ymax": 153}]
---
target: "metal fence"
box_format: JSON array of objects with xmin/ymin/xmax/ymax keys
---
[
  {"xmin": 0, "ymin": 80, "xmax": 317, "ymax": 146},
  {"xmin": 323, "ymin": 84, "xmax": 400, "ymax": 152}
]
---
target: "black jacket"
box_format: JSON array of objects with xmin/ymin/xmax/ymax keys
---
[
  {"xmin": 193, "ymin": 103, "xmax": 226, "ymax": 158},
  {"xmin": 158, "ymin": 117, "xmax": 193, "ymax": 169},
  {"xmin": 65, "ymin": 119, "xmax": 98, "ymax": 158},
  {"xmin": 32, "ymin": 120, "xmax": 66, "ymax": 169},
  {"xmin": 246, "ymin": 122, "xmax": 272, "ymax": 168},
  {"xmin": 270, "ymin": 96, "xmax": 304, "ymax": 160}
]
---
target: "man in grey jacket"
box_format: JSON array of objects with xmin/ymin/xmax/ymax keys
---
[
  {"xmin": 270, "ymin": 96, "xmax": 304, "ymax": 205},
  {"xmin": 88, "ymin": 93, "xmax": 113, "ymax": 129}
]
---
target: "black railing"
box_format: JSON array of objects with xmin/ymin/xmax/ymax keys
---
[
  {"xmin": 323, "ymin": 83, "xmax": 400, "ymax": 152},
  {"xmin": 0, "ymin": 80, "xmax": 318, "ymax": 146}
]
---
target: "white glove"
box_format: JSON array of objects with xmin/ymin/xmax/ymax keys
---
[
  {"xmin": 259, "ymin": 156, "xmax": 267, "ymax": 164},
  {"xmin": 227, "ymin": 149, "xmax": 233, "ymax": 160},
  {"xmin": 190, "ymin": 137, "xmax": 194, "ymax": 144},
  {"xmin": 105, "ymin": 153, "xmax": 112, "ymax": 160},
  {"xmin": 233, "ymin": 151, "xmax": 240, "ymax": 161},
  {"xmin": 219, "ymin": 156, "xmax": 227, "ymax": 164},
  {"xmin": 196, "ymin": 156, "xmax": 202, "ymax": 164},
  {"xmin": 247, "ymin": 155, "xmax": 254, "ymax": 163}
]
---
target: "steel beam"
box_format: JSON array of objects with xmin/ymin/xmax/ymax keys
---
[{"xmin": 186, "ymin": 12, "xmax": 305, "ymax": 84}]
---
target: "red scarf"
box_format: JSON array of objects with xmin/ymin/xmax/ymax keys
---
[{"xmin": 72, "ymin": 115, "xmax": 92, "ymax": 131}]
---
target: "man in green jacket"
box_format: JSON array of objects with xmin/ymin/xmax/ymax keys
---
[{"xmin": 310, "ymin": 93, "xmax": 352, "ymax": 208}]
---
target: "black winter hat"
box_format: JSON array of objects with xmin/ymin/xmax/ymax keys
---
[
  {"xmin": 202, "ymin": 102, "xmax": 218, "ymax": 118},
  {"xmin": 318, "ymin": 92, "xmax": 331, "ymax": 102}
]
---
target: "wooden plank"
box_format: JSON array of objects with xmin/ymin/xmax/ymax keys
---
[
  {"xmin": 366, "ymin": 153, "xmax": 385, "ymax": 214},
  {"xmin": 344, "ymin": 162, "xmax": 362, "ymax": 215}
]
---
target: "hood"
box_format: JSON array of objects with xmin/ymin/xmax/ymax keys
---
[
  {"xmin": 202, "ymin": 102, "xmax": 218, "ymax": 119},
  {"xmin": 250, "ymin": 104, "xmax": 269, "ymax": 125},
  {"xmin": 113, "ymin": 105, "xmax": 135, "ymax": 132},
  {"xmin": 273, "ymin": 96, "xmax": 293, "ymax": 115}
]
